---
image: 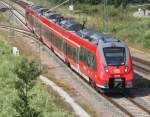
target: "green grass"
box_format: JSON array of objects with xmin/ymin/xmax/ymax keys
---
[
  {"xmin": 0, "ymin": 35, "xmax": 74, "ymax": 117},
  {"xmin": 0, "ymin": 12, "xmax": 8, "ymax": 22},
  {"xmin": 29, "ymin": 0, "xmax": 150, "ymax": 51}
]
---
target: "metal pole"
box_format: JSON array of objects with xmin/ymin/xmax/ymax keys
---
[
  {"xmin": 103, "ymin": 0, "xmax": 108, "ymax": 33},
  {"xmin": 9, "ymin": 1, "xmax": 15, "ymax": 36}
]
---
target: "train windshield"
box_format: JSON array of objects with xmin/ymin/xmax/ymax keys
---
[{"xmin": 103, "ymin": 47, "xmax": 125, "ymax": 66}]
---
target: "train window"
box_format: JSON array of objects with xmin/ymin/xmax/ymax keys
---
[
  {"xmin": 63, "ymin": 42, "xmax": 67, "ymax": 54},
  {"xmin": 66, "ymin": 44, "xmax": 74, "ymax": 60},
  {"xmin": 41, "ymin": 26, "xmax": 44, "ymax": 36},
  {"xmin": 56, "ymin": 37, "xmax": 62, "ymax": 50},
  {"xmin": 80, "ymin": 48, "xmax": 97, "ymax": 70},
  {"xmin": 91, "ymin": 54, "xmax": 97, "ymax": 70},
  {"xmin": 103, "ymin": 47, "xmax": 125, "ymax": 66},
  {"xmin": 87, "ymin": 52, "xmax": 97, "ymax": 70},
  {"xmin": 48, "ymin": 32, "xmax": 51, "ymax": 41},
  {"xmin": 72, "ymin": 49, "xmax": 77, "ymax": 62},
  {"xmin": 51, "ymin": 34, "xmax": 56, "ymax": 45},
  {"xmin": 79, "ymin": 47, "xmax": 86, "ymax": 61}
]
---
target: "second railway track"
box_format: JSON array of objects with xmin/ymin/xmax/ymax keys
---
[
  {"xmin": 0, "ymin": 24, "xmax": 34, "ymax": 37},
  {"xmin": 133, "ymin": 56, "xmax": 150, "ymax": 75}
]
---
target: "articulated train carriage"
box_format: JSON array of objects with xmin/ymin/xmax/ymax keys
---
[{"xmin": 25, "ymin": 4, "xmax": 134, "ymax": 93}]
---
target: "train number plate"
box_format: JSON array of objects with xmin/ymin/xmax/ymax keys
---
[{"xmin": 114, "ymin": 79, "xmax": 122, "ymax": 82}]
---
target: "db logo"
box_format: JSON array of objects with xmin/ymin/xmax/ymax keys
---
[{"xmin": 114, "ymin": 69, "xmax": 120, "ymax": 73}]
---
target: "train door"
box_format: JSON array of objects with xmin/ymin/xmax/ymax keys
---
[
  {"xmin": 79, "ymin": 48, "xmax": 97, "ymax": 81},
  {"xmin": 65, "ymin": 42, "xmax": 79, "ymax": 72},
  {"xmin": 79, "ymin": 47, "xmax": 89, "ymax": 80}
]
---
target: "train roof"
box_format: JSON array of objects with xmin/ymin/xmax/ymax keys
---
[
  {"xmin": 30, "ymin": 4, "xmax": 42, "ymax": 10},
  {"xmin": 36, "ymin": 8, "xmax": 49, "ymax": 15},
  {"xmin": 44, "ymin": 12, "xmax": 57, "ymax": 18},
  {"xmin": 28, "ymin": 4, "xmax": 126, "ymax": 47},
  {"xmin": 77, "ymin": 29, "xmax": 123, "ymax": 45},
  {"xmin": 59, "ymin": 20, "xmax": 83, "ymax": 32}
]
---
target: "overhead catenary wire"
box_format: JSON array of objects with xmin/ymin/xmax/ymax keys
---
[{"xmin": 48, "ymin": 0, "xmax": 70, "ymax": 11}]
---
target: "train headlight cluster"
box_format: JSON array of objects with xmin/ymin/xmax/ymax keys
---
[
  {"xmin": 125, "ymin": 66, "xmax": 128, "ymax": 73},
  {"xmin": 105, "ymin": 66, "xmax": 109, "ymax": 73}
]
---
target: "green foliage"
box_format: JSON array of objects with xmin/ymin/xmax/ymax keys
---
[
  {"xmin": 0, "ymin": 13, "xmax": 8, "ymax": 22},
  {"xmin": 14, "ymin": 59, "xmax": 41, "ymax": 117},
  {"xmin": 0, "ymin": 35, "xmax": 73, "ymax": 117},
  {"xmin": 143, "ymin": 30, "xmax": 150, "ymax": 48}
]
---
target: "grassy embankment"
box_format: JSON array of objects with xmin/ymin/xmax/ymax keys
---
[
  {"xmin": 0, "ymin": 37, "xmax": 74, "ymax": 117},
  {"xmin": 0, "ymin": 12, "xmax": 74, "ymax": 116},
  {"xmin": 30, "ymin": 0, "xmax": 150, "ymax": 52}
]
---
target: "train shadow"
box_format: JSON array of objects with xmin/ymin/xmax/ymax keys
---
[
  {"xmin": 128, "ymin": 73, "xmax": 150, "ymax": 98},
  {"xmin": 105, "ymin": 73, "xmax": 150, "ymax": 98}
]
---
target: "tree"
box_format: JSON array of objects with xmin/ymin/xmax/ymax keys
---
[{"xmin": 14, "ymin": 59, "xmax": 41, "ymax": 117}]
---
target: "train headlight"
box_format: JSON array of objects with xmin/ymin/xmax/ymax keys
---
[
  {"xmin": 105, "ymin": 66, "xmax": 109, "ymax": 73},
  {"xmin": 125, "ymin": 66, "xmax": 128, "ymax": 73}
]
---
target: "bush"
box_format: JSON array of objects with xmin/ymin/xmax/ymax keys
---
[{"xmin": 143, "ymin": 30, "xmax": 150, "ymax": 48}]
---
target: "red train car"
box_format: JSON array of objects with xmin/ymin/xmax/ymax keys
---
[{"xmin": 25, "ymin": 4, "xmax": 134, "ymax": 92}]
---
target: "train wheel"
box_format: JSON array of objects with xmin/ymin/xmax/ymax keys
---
[
  {"xmin": 89, "ymin": 78, "xmax": 96, "ymax": 89},
  {"xmin": 66, "ymin": 61, "xmax": 70, "ymax": 67},
  {"xmin": 51, "ymin": 47, "xmax": 54, "ymax": 52}
]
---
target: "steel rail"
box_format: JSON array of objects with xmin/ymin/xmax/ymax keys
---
[
  {"xmin": 0, "ymin": 25, "xmax": 36, "ymax": 38},
  {"xmin": 121, "ymin": 93, "xmax": 150, "ymax": 115},
  {"xmin": 133, "ymin": 56, "xmax": 150, "ymax": 74},
  {"xmin": 125, "ymin": 96, "xmax": 150, "ymax": 115},
  {"xmin": 102, "ymin": 95, "xmax": 134, "ymax": 117},
  {"xmin": 0, "ymin": 24, "xmax": 31, "ymax": 33},
  {"xmin": 0, "ymin": 0, "xmax": 31, "ymax": 31}
]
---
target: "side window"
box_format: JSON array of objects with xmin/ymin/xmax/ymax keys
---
[
  {"xmin": 88, "ymin": 53, "xmax": 97, "ymax": 70},
  {"xmin": 80, "ymin": 47, "xmax": 85, "ymax": 62},
  {"xmin": 66, "ymin": 44, "xmax": 73, "ymax": 60},
  {"xmin": 63, "ymin": 42, "xmax": 67, "ymax": 54},
  {"xmin": 48, "ymin": 31, "xmax": 51, "ymax": 41},
  {"xmin": 82, "ymin": 49, "xmax": 97, "ymax": 70},
  {"xmin": 72, "ymin": 48, "xmax": 77, "ymax": 62},
  {"xmin": 93, "ymin": 55, "xmax": 97, "ymax": 70},
  {"xmin": 86, "ymin": 52, "xmax": 91, "ymax": 67}
]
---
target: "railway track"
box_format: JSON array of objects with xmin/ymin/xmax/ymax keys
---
[
  {"xmin": 133, "ymin": 56, "xmax": 150, "ymax": 75},
  {"xmin": 0, "ymin": 24, "xmax": 34, "ymax": 37},
  {"xmin": 0, "ymin": 0, "xmax": 29, "ymax": 30},
  {"xmin": 104, "ymin": 94, "xmax": 150, "ymax": 117},
  {"xmin": 10, "ymin": 0, "xmax": 28, "ymax": 9},
  {"xmin": 2, "ymin": 1, "xmax": 150, "ymax": 117}
]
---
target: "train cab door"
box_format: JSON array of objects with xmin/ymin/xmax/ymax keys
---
[
  {"xmin": 78, "ymin": 47, "xmax": 89, "ymax": 80},
  {"xmin": 63, "ymin": 40, "xmax": 79, "ymax": 72}
]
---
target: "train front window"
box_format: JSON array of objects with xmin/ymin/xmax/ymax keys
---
[{"xmin": 103, "ymin": 47, "xmax": 125, "ymax": 66}]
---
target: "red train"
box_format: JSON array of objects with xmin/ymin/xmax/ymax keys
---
[{"xmin": 25, "ymin": 4, "xmax": 134, "ymax": 92}]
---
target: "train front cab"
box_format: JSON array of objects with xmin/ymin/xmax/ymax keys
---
[{"xmin": 95, "ymin": 43, "xmax": 134, "ymax": 93}]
